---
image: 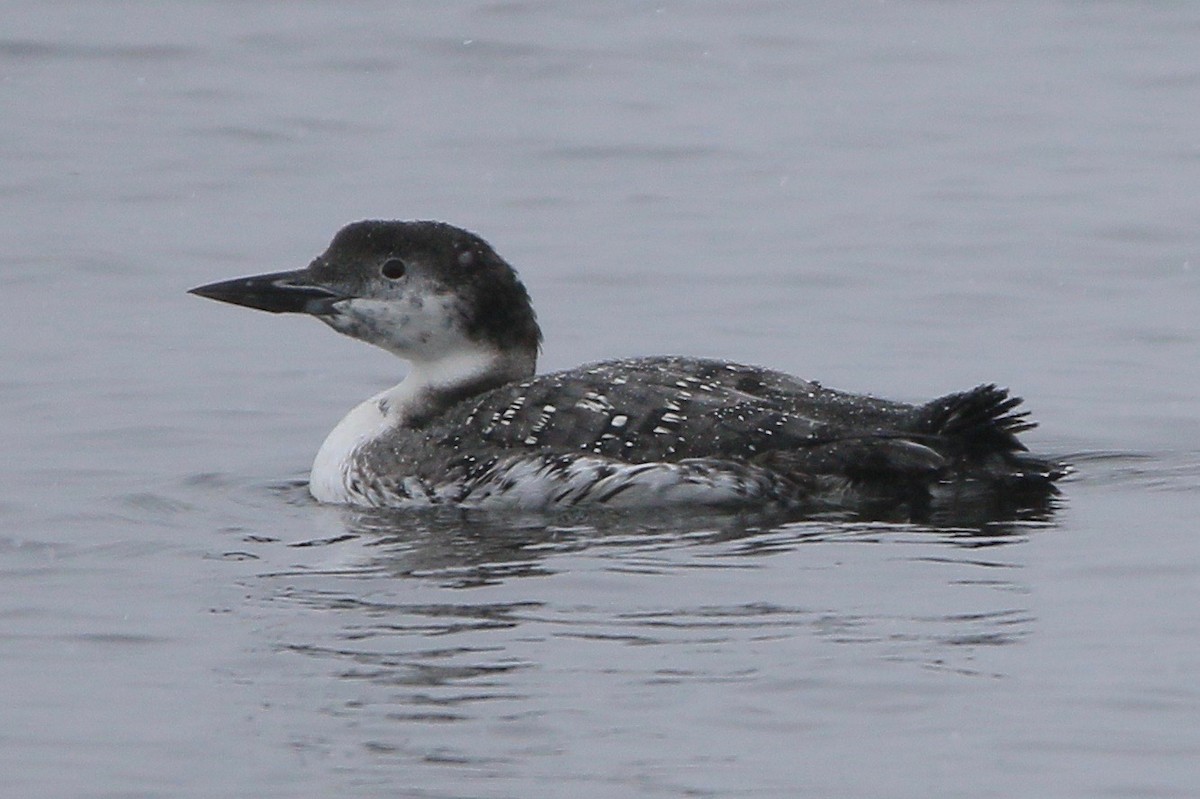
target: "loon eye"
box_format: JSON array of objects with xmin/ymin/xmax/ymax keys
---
[{"xmin": 380, "ymin": 258, "xmax": 407, "ymax": 280}]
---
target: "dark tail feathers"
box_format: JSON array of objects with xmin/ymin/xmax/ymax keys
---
[{"xmin": 915, "ymin": 384, "xmax": 1036, "ymax": 460}]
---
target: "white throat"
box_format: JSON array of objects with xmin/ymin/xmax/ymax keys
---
[{"xmin": 308, "ymin": 346, "xmax": 518, "ymax": 503}]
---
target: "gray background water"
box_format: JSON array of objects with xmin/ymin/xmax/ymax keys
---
[{"xmin": 3, "ymin": 2, "xmax": 1198, "ymax": 797}]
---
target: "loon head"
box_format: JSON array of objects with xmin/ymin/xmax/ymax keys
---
[{"xmin": 190, "ymin": 220, "xmax": 543, "ymax": 386}]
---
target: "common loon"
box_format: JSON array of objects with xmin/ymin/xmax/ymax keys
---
[{"xmin": 190, "ymin": 220, "xmax": 1064, "ymax": 516}]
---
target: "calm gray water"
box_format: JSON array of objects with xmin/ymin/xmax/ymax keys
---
[{"xmin": 3, "ymin": 2, "xmax": 1199, "ymax": 797}]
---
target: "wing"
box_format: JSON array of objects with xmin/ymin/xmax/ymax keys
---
[{"xmin": 422, "ymin": 356, "xmax": 923, "ymax": 466}]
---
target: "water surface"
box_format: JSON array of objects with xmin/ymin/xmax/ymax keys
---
[{"xmin": 2, "ymin": 2, "xmax": 1198, "ymax": 797}]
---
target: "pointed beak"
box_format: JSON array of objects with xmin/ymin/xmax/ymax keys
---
[{"xmin": 188, "ymin": 269, "xmax": 346, "ymax": 315}]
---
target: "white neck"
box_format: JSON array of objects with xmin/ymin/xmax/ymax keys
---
[{"xmin": 385, "ymin": 347, "xmax": 514, "ymax": 423}]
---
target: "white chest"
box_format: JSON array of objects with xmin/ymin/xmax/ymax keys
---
[
  {"xmin": 308, "ymin": 389, "xmax": 394, "ymax": 503},
  {"xmin": 305, "ymin": 349, "xmax": 523, "ymax": 506}
]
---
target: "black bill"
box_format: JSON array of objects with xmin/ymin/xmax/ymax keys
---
[{"xmin": 188, "ymin": 269, "xmax": 345, "ymax": 315}]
